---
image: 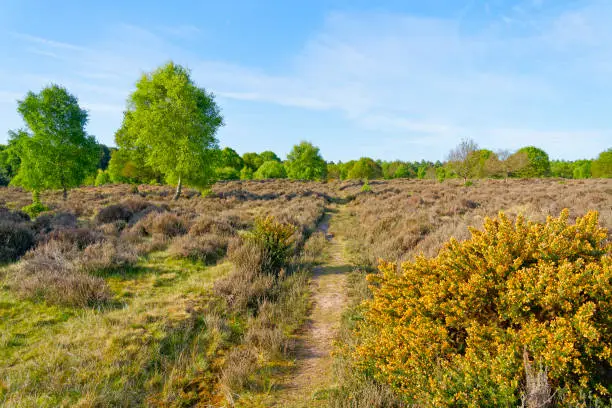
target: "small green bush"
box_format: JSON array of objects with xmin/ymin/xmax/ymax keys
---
[
  {"xmin": 21, "ymin": 201, "xmax": 49, "ymax": 218},
  {"xmin": 94, "ymin": 169, "xmax": 112, "ymax": 186},
  {"xmin": 245, "ymin": 216, "xmax": 296, "ymax": 277},
  {"xmin": 360, "ymin": 182, "xmax": 372, "ymax": 193}
]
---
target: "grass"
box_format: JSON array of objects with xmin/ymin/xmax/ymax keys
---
[{"xmin": 0, "ymin": 255, "xmax": 232, "ymax": 407}]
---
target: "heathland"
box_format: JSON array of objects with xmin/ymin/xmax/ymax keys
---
[{"xmin": 1, "ymin": 178, "xmax": 611, "ymax": 407}]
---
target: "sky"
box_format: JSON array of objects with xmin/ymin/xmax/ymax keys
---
[{"xmin": 0, "ymin": 0, "xmax": 611, "ymax": 162}]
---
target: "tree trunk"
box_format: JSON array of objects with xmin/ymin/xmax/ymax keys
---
[
  {"xmin": 173, "ymin": 176, "xmax": 182, "ymax": 200},
  {"xmin": 63, "ymin": 186, "xmax": 68, "ymax": 201}
]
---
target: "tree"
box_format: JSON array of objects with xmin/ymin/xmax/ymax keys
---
[
  {"xmin": 447, "ymin": 138, "xmax": 479, "ymax": 182},
  {"xmin": 9, "ymin": 85, "xmax": 98, "ymax": 200},
  {"xmin": 259, "ymin": 151, "xmax": 281, "ymax": 163},
  {"xmin": 591, "ymin": 148, "xmax": 612, "ymax": 178},
  {"xmin": 515, "ymin": 146, "xmax": 550, "ymax": 178},
  {"xmin": 347, "ymin": 157, "xmax": 383, "ymax": 180},
  {"xmin": 97, "ymin": 144, "xmax": 112, "ymax": 170},
  {"xmin": 573, "ymin": 159, "xmax": 592, "ymax": 179},
  {"xmin": 485, "ymin": 149, "xmax": 529, "ymax": 181},
  {"xmin": 219, "ymin": 147, "xmax": 244, "ymax": 171},
  {"xmin": 243, "ymin": 152, "xmax": 263, "ymax": 171},
  {"xmin": 240, "ymin": 166, "xmax": 254, "ymax": 180},
  {"xmin": 118, "ymin": 62, "xmax": 223, "ymax": 199},
  {"xmin": 550, "ymin": 160, "xmax": 574, "ymax": 178},
  {"xmin": 284, "ymin": 141, "xmax": 327, "ymax": 181},
  {"xmin": 253, "ymin": 161, "xmax": 287, "ymax": 179},
  {"xmin": 326, "ymin": 162, "xmax": 341, "ymax": 180}
]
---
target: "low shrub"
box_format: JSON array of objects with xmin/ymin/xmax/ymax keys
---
[
  {"xmin": 0, "ymin": 221, "xmax": 35, "ymax": 263},
  {"xmin": 189, "ymin": 215, "xmax": 236, "ymax": 236},
  {"xmin": 244, "ymin": 216, "xmax": 296, "ymax": 277},
  {"xmin": 95, "ymin": 204, "xmax": 133, "ymax": 224},
  {"xmin": 142, "ymin": 212, "xmax": 188, "ymax": 238},
  {"xmin": 0, "ymin": 207, "xmax": 30, "ymax": 223},
  {"xmin": 32, "ymin": 212, "xmax": 78, "ymax": 235},
  {"xmin": 79, "ymin": 240, "xmax": 138, "ymax": 273},
  {"xmin": 46, "ymin": 228, "xmax": 104, "ymax": 250},
  {"xmin": 21, "ymin": 200, "xmax": 49, "ymax": 218},
  {"xmin": 12, "ymin": 240, "xmax": 111, "ymax": 306},
  {"xmin": 354, "ymin": 210, "xmax": 612, "ymax": 406},
  {"xmin": 168, "ymin": 234, "xmax": 227, "ymax": 263}
]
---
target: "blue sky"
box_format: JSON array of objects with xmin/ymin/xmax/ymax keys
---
[{"xmin": 0, "ymin": 0, "xmax": 611, "ymax": 162}]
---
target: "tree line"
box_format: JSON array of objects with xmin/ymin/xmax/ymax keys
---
[{"xmin": 1, "ymin": 62, "xmax": 611, "ymax": 206}]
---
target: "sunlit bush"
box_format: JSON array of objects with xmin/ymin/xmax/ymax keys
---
[{"xmin": 354, "ymin": 210, "xmax": 611, "ymax": 406}]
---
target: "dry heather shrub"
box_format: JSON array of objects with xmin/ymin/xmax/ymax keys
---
[
  {"xmin": 302, "ymin": 230, "xmax": 327, "ymax": 265},
  {"xmin": 45, "ymin": 227, "xmax": 104, "ymax": 250},
  {"xmin": 0, "ymin": 221, "xmax": 35, "ymax": 263},
  {"xmin": 189, "ymin": 215, "xmax": 236, "ymax": 236},
  {"xmin": 95, "ymin": 203, "xmax": 133, "ymax": 224},
  {"xmin": 168, "ymin": 234, "xmax": 227, "ymax": 264},
  {"xmin": 244, "ymin": 300, "xmax": 286, "ymax": 356},
  {"xmin": 139, "ymin": 212, "xmax": 188, "ymax": 238},
  {"xmin": 12, "ymin": 240, "xmax": 111, "ymax": 306},
  {"xmin": 355, "ymin": 210, "xmax": 612, "ymax": 406},
  {"xmin": 79, "ymin": 240, "xmax": 138, "ymax": 273},
  {"xmin": 31, "ymin": 211, "xmax": 78, "ymax": 235},
  {"xmin": 214, "ymin": 239, "xmax": 276, "ymax": 311},
  {"xmin": 219, "ymin": 346, "xmax": 259, "ymax": 402},
  {"xmin": 245, "ymin": 216, "xmax": 296, "ymax": 277}
]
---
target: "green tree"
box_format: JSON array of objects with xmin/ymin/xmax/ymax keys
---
[
  {"xmin": 447, "ymin": 138, "xmax": 480, "ymax": 182},
  {"xmin": 284, "ymin": 141, "xmax": 327, "ymax": 180},
  {"xmin": 591, "ymin": 148, "xmax": 612, "ymax": 178},
  {"xmin": 216, "ymin": 167, "xmax": 240, "ymax": 180},
  {"xmin": 394, "ymin": 163, "xmax": 415, "ymax": 179},
  {"xmin": 573, "ymin": 159, "xmax": 592, "ymax": 179},
  {"xmin": 259, "ymin": 150, "xmax": 281, "ymax": 163},
  {"xmin": 94, "ymin": 169, "xmax": 111, "ymax": 186},
  {"xmin": 219, "ymin": 147, "xmax": 244, "ymax": 170},
  {"xmin": 253, "ymin": 161, "xmax": 287, "ymax": 179},
  {"xmin": 484, "ymin": 149, "xmax": 529, "ymax": 181},
  {"xmin": 550, "ymin": 160, "xmax": 574, "ymax": 178},
  {"xmin": 9, "ymin": 85, "xmax": 98, "ymax": 201},
  {"xmin": 515, "ymin": 146, "xmax": 550, "ymax": 178},
  {"xmin": 240, "ymin": 166, "xmax": 254, "ymax": 180},
  {"xmin": 243, "ymin": 152, "xmax": 263, "ymax": 171},
  {"xmin": 347, "ymin": 157, "xmax": 383, "ymax": 180},
  {"xmin": 97, "ymin": 144, "xmax": 112, "ymax": 170},
  {"xmin": 326, "ymin": 162, "xmax": 341, "ymax": 180},
  {"xmin": 118, "ymin": 62, "xmax": 223, "ymax": 199}
]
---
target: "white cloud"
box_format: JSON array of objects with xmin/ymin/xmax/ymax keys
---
[{"xmin": 2, "ymin": 2, "xmax": 612, "ymax": 159}]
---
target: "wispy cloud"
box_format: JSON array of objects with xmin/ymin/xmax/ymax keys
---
[{"xmin": 2, "ymin": 2, "xmax": 612, "ymax": 160}]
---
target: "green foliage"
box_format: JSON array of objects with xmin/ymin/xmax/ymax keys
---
[
  {"xmin": 97, "ymin": 144, "xmax": 112, "ymax": 170},
  {"xmin": 447, "ymin": 138, "xmax": 480, "ymax": 181},
  {"xmin": 219, "ymin": 147, "xmax": 244, "ymax": 171},
  {"xmin": 245, "ymin": 216, "xmax": 296, "ymax": 277},
  {"xmin": 240, "ymin": 166, "xmax": 254, "ymax": 180},
  {"xmin": 284, "ymin": 141, "xmax": 327, "ymax": 180},
  {"xmin": 326, "ymin": 162, "xmax": 341, "ymax": 180},
  {"xmin": 515, "ymin": 146, "xmax": 551, "ymax": 178},
  {"xmin": 393, "ymin": 163, "xmax": 415, "ymax": 179},
  {"xmin": 107, "ymin": 147, "xmax": 160, "ymax": 184},
  {"xmin": 242, "ymin": 152, "xmax": 263, "ymax": 171},
  {"xmin": 21, "ymin": 200, "xmax": 48, "ymax": 218},
  {"xmin": 347, "ymin": 157, "xmax": 382, "ymax": 180},
  {"xmin": 360, "ymin": 181, "xmax": 372, "ymax": 193},
  {"xmin": 117, "ymin": 62, "xmax": 223, "ymax": 195},
  {"xmin": 259, "ymin": 150, "xmax": 281, "ymax": 163},
  {"xmin": 253, "ymin": 160, "xmax": 287, "ymax": 179},
  {"xmin": 355, "ymin": 210, "xmax": 612, "ymax": 405},
  {"xmin": 216, "ymin": 166, "xmax": 240, "ymax": 181},
  {"xmin": 9, "ymin": 85, "xmax": 99, "ymax": 198},
  {"xmin": 94, "ymin": 169, "xmax": 112, "ymax": 186},
  {"xmin": 551, "ymin": 160, "xmax": 575, "ymax": 178},
  {"xmin": 573, "ymin": 160, "xmax": 592, "ymax": 179},
  {"xmin": 591, "ymin": 148, "xmax": 612, "ymax": 178}
]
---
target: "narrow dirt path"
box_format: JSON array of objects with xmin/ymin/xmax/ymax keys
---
[{"xmin": 270, "ymin": 207, "xmax": 351, "ymax": 407}]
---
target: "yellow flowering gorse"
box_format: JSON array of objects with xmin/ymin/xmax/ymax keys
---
[{"xmin": 354, "ymin": 209, "xmax": 612, "ymax": 406}]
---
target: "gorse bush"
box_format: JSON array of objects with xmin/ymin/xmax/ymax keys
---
[
  {"xmin": 245, "ymin": 216, "xmax": 296, "ymax": 276},
  {"xmin": 354, "ymin": 210, "xmax": 612, "ymax": 406}
]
